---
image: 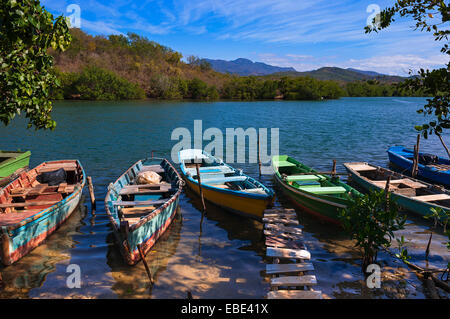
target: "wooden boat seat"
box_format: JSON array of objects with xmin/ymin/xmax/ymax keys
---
[
  {"xmin": 113, "ymin": 199, "xmax": 167, "ymax": 207},
  {"xmin": 293, "ymin": 180, "xmax": 321, "ymax": 187},
  {"xmin": 300, "ymin": 186, "xmax": 347, "ymax": 195},
  {"xmin": 286, "ymin": 175, "xmax": 325, "ymax": 182},
  {"xmin": 274, "ymin": 161, "xmax": 297, "ymax": 168},
  {"xmin": 119, "ymin": 185, "xmax": 172, "ymax": 196},
  {"xmin": 372, "ymin": 179, "xmax": 427, "ymax": 189},
  {"xmin": 186, "ymin": 166, "xmax": 234, "ymax": 176},
  {"xmin": 123, "ymin": 183, "xmax": 170, "ymax": 189},
  {"xmin": 38, "ymin": 162, "xmax": 77, "ymax": 173},
  {"xmin": 411, "ymin": 194, "xmax": 450, "ymax": 202},
  {"xmin": 203, "ymin": 175, "xmax": 247, "ymax": 184},
  {"xmin": 140, "ymin": 165, "xmax": 165, "ymax": 174},
  {"xmin": 345, "ymin": 163, "xmax": 377, "ymax": 172},
  {"xmin": 0, "ymin": 200, "xmax": 60, "ymax": 209}
]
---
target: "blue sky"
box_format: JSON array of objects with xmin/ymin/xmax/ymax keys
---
[{"xmin": 42, "ymin": 0, "xmax": 448, "ymax": 76}]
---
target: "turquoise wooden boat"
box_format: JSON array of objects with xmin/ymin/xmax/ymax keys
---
[
  {"xmin": 0, "ymin": 160, "xmax": 85, "ymax": 265},
  {"xmin": 178, "ymin": 149, "xmax": 275, "ymax": 220},
  {"xmin": 388, "ymin": 146, "xmax": 450, "ymax": 187},
  {"xmin": 344, "ymin": 162, "xmax": 449, "ymax": 220},
  {"xmin": 272, "ymin": 155, "xmax": 361, "ymax": 225},
  {"xmin": 105, "ymin": 158, "xmax": 183, "ymax": 265}
]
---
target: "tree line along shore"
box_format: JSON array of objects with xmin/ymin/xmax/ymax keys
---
[{"xmin": 50, "ymin": 29, "xmax": 426, "ymax": 102}]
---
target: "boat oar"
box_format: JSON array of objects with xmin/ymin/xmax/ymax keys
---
[{"xmin": 137, "ymin": 244, "xmax": 154, "ymax": 285}]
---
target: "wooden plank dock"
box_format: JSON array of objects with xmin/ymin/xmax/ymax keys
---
[{"xmin": 264, "ymin": 207, "xmax": 322, "ymax": 299}]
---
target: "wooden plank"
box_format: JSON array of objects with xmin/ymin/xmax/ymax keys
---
[
  {"xmin": 113, "ymin": 199, "xmax": 167, "ymax": 207},
  {"xmin": 263, "ymin": 217, "xmax": 299, "ymax": 226},
  {"xmin": 267, "ymin": 290, "xmax": 322, "ymax": 299},
  {"xmin": 140, "ymin": 165, "xmax": 165, "ymax": 174},
  {"xmin": 119, "ymin": 186, "xmax": 172, "ymax": 196},
  {"xmin": 270, "ymin": 275, "xmax": 317, "ymax": 287},
  {"xmin": 412, "ymin": 194, "xmax": 450, "ymax": 202},
  {"xmin": 267, "ymin": 247, "xmax": 311, "ymax": 260},
  {"xmin": 266, "ymin": 237, "xmax": 305, "ymax": 250},
  {"xmin": 122, "ymin": 183, "xmax": 170, "ymax": 189},
  {"xmin": 263, "ymin": 213, "xmax": 297, "ymax": 219},
  {"xmin": 345, "ymin": 164, "xmax": 377, "ymax": 172},
  {"xmin": 264, "ymin": 230, "xmax": 302, "ymax": 240},
  {"xmin": 265, "ymin": 223, "xmax": 302, "ymax": 235},
  {"xmin": 0, "ymin": 200, "xmax": 59, "ymax": 208},
  {"xmin": 266, "ymin": 263, "xmax": 314, "ymax": 274},
  {"xmin": 264, "ymin": 208, "xmax": 296, "ymax": 214}
]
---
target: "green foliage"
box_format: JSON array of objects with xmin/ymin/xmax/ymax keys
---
[
  {"xmin": 339, "ymin": 190, "xmax": 406, "ymax": 271},
  {"xmin": 0, "ymin": 0, "xmax": 72, "ymax": 129},
  {"xmin": 61, "ymin": 66, "xmax": 145, "ymax": 100},
  {"xmin": 221, "ymin": 76, "xmax": 344, "ymax": 101},
  {"xmin": 365, "ymin": 0, "xmax": 449, "ymax": 138}
]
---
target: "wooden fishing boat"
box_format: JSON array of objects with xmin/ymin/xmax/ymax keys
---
[
  {"xmin": 105, "ymin": 158, "xmax": 183, "ymax": 265},
  {"xmin": 387, "ymin": 146, "xmax": 450, "ymax": 187},
  {"xmin": 0, "ymin": 151, "xmax": 31, "ymax": 187},
  {"xmin": 344, "ymin": 162, "xmax": 449, "ymax": 220},
  {"xmin": 0, "ymin": 160, "xmax": 85, "ymax": 265},
  {"xmin": 272, "ymin": 155, "xmax": 361, "ymax": 225},
  {"xmin": 178, "ymin": 149, "xmax": 275, "ymax": 220}
]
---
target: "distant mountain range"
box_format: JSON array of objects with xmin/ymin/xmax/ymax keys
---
[
  {"xmin": 203, "ymin": 58, "xmax": 405, "ymax": 82},
  {"xmin": 202, "ymin": 58, "xmax": 296, "ymax": 76}
]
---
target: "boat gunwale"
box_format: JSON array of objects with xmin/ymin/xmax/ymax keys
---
[
  {"xmin": 0, "ymin": 159, "xmax": 86, "ymax": 233},
  {"xmin": 387, "ymin": 146, "xmax": 450, "ymax": 174},
  {"xmin": 104, "ymin": 157, "xmax": 183, "ymax": 233},
  {"xmin": 178, "ymin": 150, "xmax": 274, "ymax": 200},
  {"xmin": 343, "ymin": 161, "xmax": 450, "ymax": 212}
]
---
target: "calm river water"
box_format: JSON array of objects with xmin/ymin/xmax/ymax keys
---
[{"xmin": 0, "ymin": 97, "xmax": 448, "ymax": 298}]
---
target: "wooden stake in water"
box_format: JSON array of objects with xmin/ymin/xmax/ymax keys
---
[
  {"xmin": 137, "ymin": 244, "xmax": 154, "ymax": 285},
  {"xmin": 87, "ymin": 176, "xmax": 96, "ymax": 209},
  {"xmin": 258, "ymin": 133, "xmax": 262, "ymax": 177},
  {"xmin": 412, "ymin": 134, "xmax": 421, "ymax": 177},
  {"xmin": 385, "ymin": 175, "xmax": 391, "ymax": 211},
  {"xmin": 332, "ymin": 160, "xmax": 337, "ymax": 178},
  {"xmin": 195, "ymin": 163, "xmax": 206, "ymax": 212}
]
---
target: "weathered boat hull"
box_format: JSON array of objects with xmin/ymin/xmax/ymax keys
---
[
  {"xmin": 105, "ymin": 159, "xmax": 182, "ymax": 265},
  {"xmin": 387, "ymin": 146, "xmax": 450, "ymax": 187},
  {"xmin": 0, "ymin": 160, "xmax": 85, "ymax": 266},
  {"xmin": 345, "ymin": 163, "xmax": 449, "ymax": 219},
  {"xmin": 184, "ymin": 177, "xmax": 274, "ymax": 219}
]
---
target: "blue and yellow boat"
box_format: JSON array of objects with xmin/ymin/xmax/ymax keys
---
[
  {"xmin": 0, "ymin": 160, "xmax": 85, "ymax": 265},
  {"xmin": 105, "ymin": 158, "xmax": 183, "ymax": 265},
  {"xmin": 178, "ymin": 149, "xmax": 275, "ymax": 220}
]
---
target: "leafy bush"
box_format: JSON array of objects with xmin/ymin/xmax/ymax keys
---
[{"xmin": 63, "ymin": 66, "xmax": 145, "ymax": 100}]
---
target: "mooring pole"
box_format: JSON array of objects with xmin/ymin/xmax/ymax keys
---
[
  {"xmin": 385, "ymin": 175, "xmax": 391, "ymax": 211},
  {"xmin": 137, "ymin": 244, "xmax": 154, "ymax": 285},
  {"xmin": 87, "ymin": 176, "xmax": 96, "ymax": 210},
  {"xmin": 437, "ymin": 133, "xmax": 450, "ymax": 159},
  {"xmin": 332, "ymin": 160, "xmax": 337, "ymax": 178},
  {"xmin": 195, "ymin": 162, "xmax": 206, "ymax": 212},
  {"xmin": 257, "ymin": 132, "xmax": 262, "ymax": 177}
]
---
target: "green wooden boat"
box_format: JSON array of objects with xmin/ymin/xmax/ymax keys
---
[
  {"xmin": 272, "ymin": 155, "xmax": 361, "ymax": 225},
  {"xmin": 0, "ymin": 151, "xmax": 31, "ymax": 185}
]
